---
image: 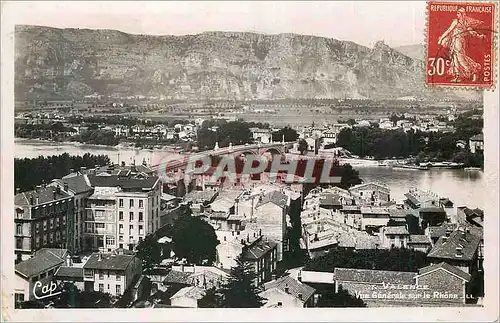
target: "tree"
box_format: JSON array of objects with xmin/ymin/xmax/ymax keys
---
[
  {"xmin": 272, "ymin": 126, "xmax": 298, "ymax": 142},
  {"xmin": 220, "ymin": 254, "xmax": 267, "ymax": 308},
  {"xmin": 298, "ymin": 139, "xmax": 308, "ymax": 155},
  {"xmin": 198, "ymin": 287, "xmax": 223, "ymax": 308},
  {"xmin": 135, "ymin": 234, "xmax": 163, "ymax": 273},
  {"xmin": 171, "ymin": 215, "xmax": 219, "ymax": 265},
  {"xmin": 316, "ymin": 286, "xmax": 366, "ymax": 307}
]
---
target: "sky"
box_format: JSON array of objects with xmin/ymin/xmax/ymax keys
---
[{"xmin": 5, "ymin": 1, "xmax": 426, "ymax": 48}]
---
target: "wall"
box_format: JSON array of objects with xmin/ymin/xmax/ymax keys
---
[
  {"xmin": 171, "ymin": 296, "xmax": 198, "ymax": 308},
  {"xmin": 416, "ymin": 269, "xmax": 465, "ymax": 304},
  {"xmin": 260, "ymin": 289, "xmax": 304, "ymax": 308},
  {"xmin": 255, "ymin": 203, "xmax": 286, "ymax": 261}
]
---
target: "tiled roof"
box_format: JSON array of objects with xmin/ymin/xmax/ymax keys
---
[
  {"xmin": 163, "ymin": 270, "xmax": 192, "ymax": 285},
  {"xmin": 15, "ymin": 248, "xmax": 67, "ymax": 278},
  {"xmin": 419, "ymin": 207, "xmax": 446, "ymax": 213},
  {"xmin": 243, "ymin": 240, "xmax": 277, "ymax": 260},
  {"xmin": 83, "ymin": 253, "xmax": 137, "ymax": 271},
  {"xmin": 184, "ymin": 190, "xmax": 218, "ymax": 203},
  {"xmin": 349, "ymin": 182, "xmax": 390, "ymax": 193},
  {"xmin": 427, "ymin": 223, "xmax": 458, "ymax": 239},
  {"xmin": 255, "ymin": 191, "xmax": 288, "ymax": 208},
  {"xmin": 427, "ymin": 228, "xmax": 481, "ymax": 261},
  {"xmin": 87, "ymin": 174, "xmax": 159, "ymax": 190},
  {"xmin": 417, "ymin": 262, "xmax": 471, "ymax": 282},
  {"xmin": 263, "ymin": 276, "xmax": 316, "ymax": 302},
  {"xmin": 334, "ymin": 268, "xmax": 416, "ymax": 285},
  {"xmin": 53, "ymin": 175, "xmax": 92, "ymax": 194},
  {"xmin": 55, "ymin": 266, "xmax": 84, "ymax": 279},
  {"xmin": 383, "ymin": 226, "xmax": 409, "ymax": 235},
  {"xmin": 15, "ymin": 187, "xmax": 71, "ymax": 207},
  {"xmin": 408, "ymin": 235, "xmax": 431, "ymax": 244},
  {"xmin": 337, "ymin": 233, "xmax": 356, "ymax": 248},
  {"xmin": 35, "ymin": 248, "xmax": 68, "ymax": 259},
  {"xmin": 355, "ymin": 234, "xmax": 380, "ymax": 250},
  {"xmin": 360, "ymin": 207, "xmax": 389, "ymax": 215},
  {"xmin": 388, "ymin": 209, "xmax": 408, "ymax": 218},
  {"xmin": 170, "ymin": 286, "xmax": 205, "ymax": 300}
]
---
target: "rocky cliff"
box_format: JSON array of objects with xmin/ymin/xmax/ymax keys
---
[{"xmin": 14, "ymin": 25, "xmax": 479, "ymax": 101}]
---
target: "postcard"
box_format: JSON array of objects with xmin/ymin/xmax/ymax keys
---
[{"xmin": 1, "ymin": 1, "xmax": 498, "ymax": 322}]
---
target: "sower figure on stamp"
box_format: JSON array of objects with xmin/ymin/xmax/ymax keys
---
[{"xmin": 437, "ymin": 7, "xmax": 486, "ymax": 83}]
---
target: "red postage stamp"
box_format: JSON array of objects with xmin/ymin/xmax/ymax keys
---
[{"xmin": 426, "ymin": 1, "xmax": 497, "ymax": 89}]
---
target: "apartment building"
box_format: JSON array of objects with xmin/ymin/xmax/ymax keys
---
[
  {"xmin": 83, "ymin": 251, "xmax": 142, "ymax": 296},
  {"xmin": 50, "ymin": 173, "xmax": 93, "ymax": 254},
  {"xmin": 84, "ymin": 168, "xmax": 161, "ymax": 252},
  {"xmin": 14, "ymin": 186, "xmax": 74, "ymax": 262}
]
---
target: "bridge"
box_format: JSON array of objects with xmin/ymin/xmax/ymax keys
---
[{"xmin": 150, "ymin": 141, "xmax": 294, "ymax": 173}]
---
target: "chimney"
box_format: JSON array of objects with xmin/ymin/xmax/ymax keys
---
[
  {"xmin": 66, "ymin": 254, "xmax": 72, "ymax": 267},
  {"xmin": 223, "ymin": 236, "xmax": 226, "ymax": 242},
  {"xmin": 284, "ymin": 285, "xmax": 289, "ymax": 294},
  {"xmin": 56, "ymin": 186, "xmax": 61, "ymax": 194},
  {"xmin": 253, "ymin": 232, "xmax": 256, "ymax": 238},
  {"xmin": 70, "ymin": 168, "xmax": 74, "ymax": 174},
  {"xmin": 80, "ymin": 166, "xmax": 87, "ymax": 174},
  {"xmin": 271, "ymin": 274, "xmax": 276, "ymax": 280},
  {"xmin": 247, "ymin": 233, "xmax": 250, "ymax": 242},
  {"xmin": 98, "ymin": 252, "xmax": 103, "ymax": 261},
  {"xmin": 259, "ymin": 229, "xmax": 262, "ymax": 236},
  {"xmin": 456, "ymin": 247, "xmax": 463, "ymax": 257},
  {"xmin": 298, "ymin": 293, "xmax": 303, "ymax": 301},
  {"xmin": 297, "ymin": 270, "xmax": 302, "ymax": 282},
  {"xmin": 64, "ymin": 183, "xmax": 69, "ymax": 192},
  {"xmin": 35, "ymin": 196, "xmax": 39, "ymax": 205}
]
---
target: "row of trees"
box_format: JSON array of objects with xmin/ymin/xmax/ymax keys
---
[{"xmin": 14, "ymin": 153, "xmax": 110, "ymax": 193}]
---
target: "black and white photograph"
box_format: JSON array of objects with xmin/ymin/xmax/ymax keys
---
[{"xmin": 1, "ymin": 1, "xmax": 498, "ymax": 321}]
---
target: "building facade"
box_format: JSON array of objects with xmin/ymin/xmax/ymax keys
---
[{"xmin": 15, "ymin": 187, "xmax": 74, "ymax": 262}]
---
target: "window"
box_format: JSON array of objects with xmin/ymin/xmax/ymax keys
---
[
  {"xmin": 49, "ymin": 232, "xmax": 54, "ymax": 242},
  {"xmin": 43, "ymin": 220, "xmax": 47, "ymax": 230},
  {"xmin": 43, "ymin": 234, "xmax": 48, "ymax": 244},
  {"xmin": 50, "ymin": 219, "xmax": 54, "ymax": 229},
  {"xmin": 75, "ymin": 199, "xmax": 79, "ymax": 208},
  {"xmin": 106, "ymin": 236, "xmax": 115, "ymax": 246},
  {"xmin": 129, "ymin": 225, "xmax": 133, "ymax": 233},
  {"xmin": 48, "ymin": 269, "xmax": 54, "ymax": 276},
  {"xmin": 116, "ymin": 285, "xmax": 121, "ymax": 294},
  {"xmin": 139, "ymin": 200, "xmax": 143, "ymax": 208},
  {"xmin": 14, "ymin": 293, "xmax": 25, "ymax": 303},
  {"xmin": 119, "ymin": 211, "xmax": 123, "ymax": 221},
  {"xmin": 99, "ymin": 284, "xmax": 104, "ymax": 292},
  {"xmin": 116, "ymin": 274, "xmax": 121, "ymax": 281},
  {"xmin": 99, "ymin": 271, "xmax": 104, "ymax": 280},
  {"xmin": 139, "ymin": 225, "xmax": 144, "ymax": 235},
  {"xmin": 139, "ymin": 212, "xmax": 143, "ymax": 222},
  {"xmin": 36, "ymin": 222, "xmax": 40, "ymax": 231},
  {"xmin": 129, "ymin": 199, "xmax": 134, "ymax": 208},
  {"xmin": 35, "ymin": 236, "xmax": 40, "ymax": 248},
  {"xmin": 119, "ymin": 199, "xmax": 124, "ymax": 208},
  {"xmin": 40, "ymin": 272, "xmax": 46, "ymax": 279},
  {"xmin": 107, "ymin": 284, "xmax": 110, "ymax": 290},
  {"xmin": 156, "ymin": 209, "xmax": 158, "ymax": 218},
  {"xmin": 16, "ymin": 224, "xmax": 22, "ymax": 235},
  {"xmin": 129, "ymin": 212, "xmax": 134, "ymax": 221},
  {"xmin": 119, "ymin": 235, "xmax": 123, "ymax": 242},
  {"xmin": 16, "ymin": 238, "xmax": 23, "ymax": 249},
  {"xmin": 119, "ymin": 224, "xmax": 124, "ymax": 234},
  {"xmin": 107, "ymin": 271, "xmax": 110, "ymax": 277}
]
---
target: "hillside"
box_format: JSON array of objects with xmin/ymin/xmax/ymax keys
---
[
  {"xmin": 14, "ymin": 25, "xmax": 479, "ymax": 101},
  {"xmin": 394, "ymin": 44, "xmax": 425, "ymax": 61}
]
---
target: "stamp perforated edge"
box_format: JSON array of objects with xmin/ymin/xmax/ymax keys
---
[{"xmin": 424, "ymin": 1, "xmax": 498, "ymax": 91}]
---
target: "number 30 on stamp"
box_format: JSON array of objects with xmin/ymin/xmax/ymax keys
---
[{"xmin": 426, "ymin": 1, "xmax": 497, "ymax": 89}]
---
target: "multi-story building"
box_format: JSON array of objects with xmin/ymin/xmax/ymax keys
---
[
  {"xmin": 49, "ymin": 174, "xmax": 93, "ymax": 254},
  {"xmin": 242, "ymin": 236, "xmax": 278, "ymax": 286},
  {"xmin": 14, "ymin": 186, "xmax": 74, "ymax": 262},
  {"xmin": 82, "ymin": 251, "xmax": 142, "ymax": 296},
  {"xmin": 254, "ymin": 191, "xmax": 289, "ymax": 262},
  {"xmin": 14, "ymin": 248, "xmax": 68, "ymax": 304},
  {"xmin": 349, "ymin": 182, "xmax": 391, "ymax": 206},
  {"xmin": 84, "ymin": 168, "xmax": 161, "ymax": 252},
  {"xmin": 469, "ymin": 133, "xmax": 484, "ymax": 154}
]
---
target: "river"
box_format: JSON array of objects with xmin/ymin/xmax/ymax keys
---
[{"xmin": 14, "ymin": 139, "xmax": 484, "ymax": 209}]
